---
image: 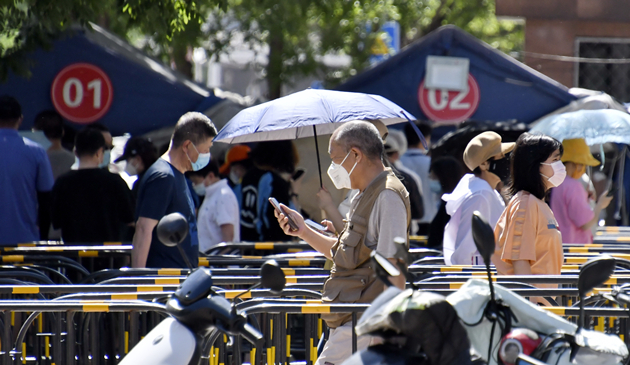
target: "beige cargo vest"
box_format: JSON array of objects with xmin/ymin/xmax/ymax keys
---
[{"xmin": 321, "ymin": 168, "xmax": 411, "ymax": 328}]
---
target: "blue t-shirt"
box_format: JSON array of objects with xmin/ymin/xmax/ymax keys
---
[
  {"xmin": 136, "ymin": 158, "xmax": 199, "ymax": 268},
  {"xmin": 256, "ymin": 171, "xmax": 296, "ymax": 242},
  {"xmin": 0, "ymin": 129, "xmax": 54, "ymax": 245}
]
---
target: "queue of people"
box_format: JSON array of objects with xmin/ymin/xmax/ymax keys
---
[
  {"xmin": 0, "ymin": 93, "xmax": 616, "ymax": 274},
  {"xmin": 0, "ymin": 95, "xmax": 306, "ymax": 266}
]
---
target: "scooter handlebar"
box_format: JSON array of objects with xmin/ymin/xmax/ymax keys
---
[
  {"xmin": 236, "ymin": 321, "xmax": 264, "ymax": 346},
  {"xmin": 615, "ymin": 292, "xmax": 630, "ymax": 307}
]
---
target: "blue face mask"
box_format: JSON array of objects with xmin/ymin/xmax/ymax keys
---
[
  {"xmin": 99, "ymin": 150, "xmax": 111, "ymax": 169},
  {"xmin": 429, "ymin": 179, "xmax": 442, "ymax": 195},
  {"xmin": 187, "ymin": 143, "xmax": 211, "ymax": 171}
]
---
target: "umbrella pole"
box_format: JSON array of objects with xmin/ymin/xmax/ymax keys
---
[{"xmin": 313, "ymin": 125, "xmax": 323, "ymax": 187}]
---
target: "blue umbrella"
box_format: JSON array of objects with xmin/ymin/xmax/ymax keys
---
[
  {"xmin": 214, "ymin": 89, "xmax": 422, "ymax": 186},
  {"xmin": 530, "ymin": 109, "xmax": 630, "ymax": 145}
]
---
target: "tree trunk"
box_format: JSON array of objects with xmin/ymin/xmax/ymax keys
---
[
  {"xmin": 266, "ymin": 26, "xmax": 284, "ymax": 100},
  {"xmin": 97, "ymin": 14, "xmax": 110, "ymax": 30},
  {"xmin": 171, "ymin": 42, "xmax": 193, "ymax": 79}
]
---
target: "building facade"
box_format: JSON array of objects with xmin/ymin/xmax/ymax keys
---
[{"xmin": 497, "ymin": 0, "xmax": 630, "ymax": 102}]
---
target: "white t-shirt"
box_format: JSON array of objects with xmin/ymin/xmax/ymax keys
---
[
  {"xmin": 197, "ymin": 179, "xmax": 240, "ymax": 252},
  {"xmin": 338, "ymin": 189, "xmax": 360, "ymax": 220},
  {"xmin": 442, "ymin": 174, "xmax": 505, "ymax": 265}
]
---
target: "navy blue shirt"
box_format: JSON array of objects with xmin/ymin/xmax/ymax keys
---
[
  {"xmin": 51, "ymin": 169, "xmax": 135, "ymax": 243},
  {"xmin": 0, "ymin": 129, "xmax": 54, "ymax": 244},
  {"xmin": 136, "ymin": 158, "xmax": 199, "ymax": 268}
]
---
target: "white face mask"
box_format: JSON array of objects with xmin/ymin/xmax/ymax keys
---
[
  {"xmin": 193, "ymin": 183, "xmax": 206, "ymax": 196},
  {"xmin": 541, "ymin": 160, "xmax": 566, "ymax": 187},
  {"xmin": 125, "ymin": 160, "xmax": 138, "ymax": 176},
  {"xmin": 327, "ymin": 151, "xmax": 357, "ymax": 190}
]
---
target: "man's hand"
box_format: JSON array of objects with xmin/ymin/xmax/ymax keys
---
[
  {"xmin": 275, "ymin": 203, "xmax": 337, "ymax": 259},
  {"xmin": 321, "ymin": 219, "xmax": 337, "ymax": 235},
  {"xmin": 274, "ymin": 203, "xmax": 306, "ymax": 238},
  {"xmin": 316, "ymin": 188, "xmax": 346, "ymax": 233},
  {"xmin": 316, "ymin": 187, "xmax": 335, "ymax": 210}
]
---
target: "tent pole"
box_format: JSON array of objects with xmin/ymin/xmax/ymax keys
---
[{"xmin": 313, "ymin": 125, "xmax": 323, "ymax": 187}]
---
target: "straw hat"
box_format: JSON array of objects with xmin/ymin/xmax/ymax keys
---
[
  {"xmin": 463, "ymin": 131, "xmax": 515, "ymax": 171},
  {"xmin": 561, "ymin": 138, "xmax": 600, "ymax": 166}
]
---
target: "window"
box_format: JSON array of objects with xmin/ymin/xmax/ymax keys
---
[{"xmin": 576, "ymin": 38, "xmax": 630, "ymax": 102}]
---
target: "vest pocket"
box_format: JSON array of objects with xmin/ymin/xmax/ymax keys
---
[
  {"xmin": 332, "ymin": 229, "xmax": 364, "ymax": 270},
  {"xmin": 322, "ymin": 273, "xmax": 369, "ymax": 303}
]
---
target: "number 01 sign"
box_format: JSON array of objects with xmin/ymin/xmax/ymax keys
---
[
  {"xmin": 51, "ymin": 63, "xmax": 113, "ymax": 124},
  {"xmin": 418, "ymin": 74, "xmax": 480, "ymax": 125}
]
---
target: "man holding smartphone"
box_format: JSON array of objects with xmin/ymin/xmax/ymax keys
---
[{"xmin": 273, "ymin": 120, "xmax": 411, "ymax": 365}]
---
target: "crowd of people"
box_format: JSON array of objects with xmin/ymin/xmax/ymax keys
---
[
  {"xmin": 1, "ymin": 92, "xmax": 620, "ymax": 365},
  {"xmin": 0, "ymin": 95, "xmax": 306, "ymax": 268},
  {"xmin": 0, "ymin": 94, "xmax": 613, "ymax": 271}
]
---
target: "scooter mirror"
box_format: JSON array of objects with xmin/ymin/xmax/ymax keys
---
[
  {"xmin": 577, "ymin": 255, "xmax": 616, "ymax": 331},
  {"xmin": 260, "ymin": 260, "xmax": 286, "ymax": 295},
  {"xmin": 578, "ymin": 256, "xmax": 616, "ymax": 298},
  {"xmin": 157, "ymin": 212, "xmax": 189, "ymax": 247},
  {"xmin": 471, "ymin": 211, "xmax": 495, "ymax": 265}
]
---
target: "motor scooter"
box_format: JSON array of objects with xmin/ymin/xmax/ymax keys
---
[
  {"xmin": 342, "ymin": 212, "xmax": 628, "ymax": 365},
  {"xmin": 119, "ymin": 212, "xmax": 287, "ymax": 365}
]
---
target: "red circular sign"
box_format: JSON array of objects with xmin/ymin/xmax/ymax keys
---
[
  {"xmin": 418, "ymin": 74, "xmax": 480, "ymax": 124},
  {"xmin": 51, "ymin": 63, "xmax": 113, "ymax": 124}
]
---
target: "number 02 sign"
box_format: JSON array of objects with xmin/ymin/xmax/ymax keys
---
[
  {"xmin": 418, "ymin": 74, "xmax": 480, "ymax": 125},
  {"xmin": 51, "ymin": 63, "xmax": 113, "ymax": 124}
]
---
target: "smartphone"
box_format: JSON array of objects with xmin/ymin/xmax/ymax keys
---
[
  {"xmin": 269, "ymin": 197, "xmax": 299, "ymax": 231},
  {"xmin": 292, "ymin": 168, "xmax": 306, "ymax": 180},
  {"xmin": 305, "ymin": 219, "xmax": 335, "ymax": 237},
  {"xmin": 607, "ymin": 186, "xmax": 618, "ymax": 197}
]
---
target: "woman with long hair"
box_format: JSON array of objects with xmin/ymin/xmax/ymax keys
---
[{"xmin": 492, "ymin": 133, "xmax": 565, "ymax": 282}]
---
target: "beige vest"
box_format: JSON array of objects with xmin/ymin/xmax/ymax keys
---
[{"xmin": 321, "ymin": 169, "xmax": 411, "ymax": 328}]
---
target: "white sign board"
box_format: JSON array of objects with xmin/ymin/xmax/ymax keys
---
[{"xmin": 425, "ymin": 56, "xmax": 470, "ymax": 91}]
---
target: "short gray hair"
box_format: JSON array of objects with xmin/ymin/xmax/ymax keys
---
[{"xmin": 331, "ymin": 121, "xmax": 383, "ymax": 161}]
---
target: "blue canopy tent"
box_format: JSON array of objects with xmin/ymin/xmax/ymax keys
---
[
  {"xmin": 337, "ymin": 25, "xmax": 576, "ymax": 125},
  {"xmin": 0, "ymin": 23, "xmax": 222, "ymax": 136}
]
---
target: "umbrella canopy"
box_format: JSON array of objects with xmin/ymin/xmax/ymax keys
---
[
  {"xmin": 530, "ymin": 109, "xmax": 630, "ymax": 145},
  {"xmin": 213, "ymin": 89, "xmax": 416, "ymax": 144}
]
